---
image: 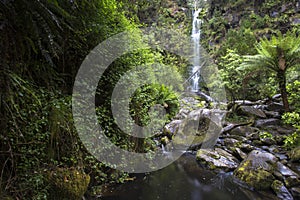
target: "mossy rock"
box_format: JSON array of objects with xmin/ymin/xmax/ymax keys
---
[
  {"xmin": 196, "ymin": 148, "xmax": 239, "ymax": 172},
  {"xmin": 284, "ymin": 176, "xmax": 300, "ymax": 188},
  {"xmin": 47, "ymin": 167, "xmax": 90, "ymax": 200},
  {"xmin": 234, "ymin": 160, "xmax": 275, "ymax": 190},
  {"xmin": 289, "ymin": 146, "xmax": 300, "ymax": 162},
  {"xmin": 233, "ymin": 150, "xmax": 278, "ymax": 190},
  {"xmin": 271, "ymin": 180, "xmax": 293, "ymax": 199}
]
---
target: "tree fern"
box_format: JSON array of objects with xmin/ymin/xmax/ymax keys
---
[{"xmin": 238, "ymin": 31, "xmax": 300, "ymax": 111}]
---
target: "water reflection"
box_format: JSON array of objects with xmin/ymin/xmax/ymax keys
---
[{"xmin": 97, "ymin": 153, "xmax": 264, "ymax": 200}]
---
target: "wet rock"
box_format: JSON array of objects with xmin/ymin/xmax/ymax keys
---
[
  {"xmin": 247, "ymin": 132, "xmax": 260, "ymax": 140},
  {"xmin": 253, "ymin": 140, "xmax": 264, "ymax": 146},
  {"xmin": 254, "ymin": 118, "xmax": 281, "ymax": 128},
  {"xmin": 277, "ymin": 162, "xmax": 299, "ymax": 177},
  {"xmin": 264, "ymin": 110, "xmax": 281, "ymax": 119},
  {"xmin": 271, "ymin": 180, "xmax": 294, "ymax": 200},
  {"xmin": 275, "ymin": 126, "xmax": 296, "ymax": 135},
  {"xmin": 232, "ymin": 147, "xmax": 247, "ymax": 161},
  {"xmin": 261, "ymin": 137, "xmax": 277, "ymax": 146},
  {"xmin": 266, "ymin": 102, "xmax": 285, "ymax": 113},
  {"xmin": 233, "ymin": 150, "xmax": 277, "ymax": 190},
  {"xmin": 267, "ymin": 145, "xmax": 281, "ymax": 153},
  {"xmin": 289, "ymin": 147, "xmax": 300, "ymax": 162},
  {"xmin": 163, "ymin": 120, "xmax": 182, "ymax": 138},
  {"xmin": 240, "ymin": 143, "xmax": 257, "ymax": 153},
  {"xmin": 274, "ymin": 153, "xmax": 288, "ymax": 161},
  {"xmin": 224, "ymin": 135, "xmax": 248, "ymax": 143},
  {"xmin": 234, "ymin": 100, "xmax": 256, "ymax": 106},
  {"xmin": 223, "ymin": 138, "xmax": 239, "ymax": 146},
  {"xmin": 196, "ymin": 148, "xmax": 239, "ymax": 172},
  {"xmin": 238, "ymin": 106, "xmax": 267, "ymax": 118},
  {"xmin": 291, "ymin": 187, "xmax": 300, "ymax": 199},
  {"xmin": 173, "ymin": 108, "xmax": 225, "ymax": 150},
  {"xmin": 175, "ymin": 108, "xmax": 189, "ymax": 119},
  {"xmin": 195, "ymin": 91, "xmax": 215, "ymax": 102},
  {"xmin": 284, "ymin": 176, "xmax": 300, "ymax": 188},
  {"xmin": 275, "ymin": 162, "xmax": 300, "ymax": 188},
  {"xmin": 272, "ymin": 94, "xmax": 282, "ymax": 100},
  {"xmin": 229, "ymin": 126, "xmax": 259, "ymax": 137}
]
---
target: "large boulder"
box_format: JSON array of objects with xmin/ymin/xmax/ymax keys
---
[
  {"xmin": 163, "ymin": 120, "xmax": 182, "ymax": 138},
  {"xmin": 233, "ymin": 150, "xmax": 278, "ymax": 190},
  {"xmin": 238, "ymin": 105, "xmax": 267, "ymax": 118},
  {"xmin": 254, "ymin": 118, "xmax": 281, "ymax": 128},
  {"xmin": 177, "ymin": 108, "xmax": 225, "ymax": 149},
  {"xmin": 196, "ymin": 148, "xmax": 239, "ymax": 172},
  {"xmin": 229, "ymin": 126, "xmax": 259, "ymax": 137},
  {"xmin": 47, "ymin": 167, "xmax": 90, "ymax": 200}
]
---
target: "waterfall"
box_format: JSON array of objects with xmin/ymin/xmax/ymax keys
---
[{"xmin": 190, "ymin": 8, "xmax": 202, "ymax": 92}]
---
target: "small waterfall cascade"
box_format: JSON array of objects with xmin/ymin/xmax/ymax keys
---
[{"xmin": 190, "ymin": 7, "xmax": 202, "ymax": 92}]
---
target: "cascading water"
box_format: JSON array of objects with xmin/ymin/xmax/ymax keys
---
[{"xmin": 190, "ymin": 7, "xmax": 202, "ymax": 92}]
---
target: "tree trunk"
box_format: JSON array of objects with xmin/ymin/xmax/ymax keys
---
[{"xmin": 277, "ymin": 70, "xmax": 289, "ymax": 112}]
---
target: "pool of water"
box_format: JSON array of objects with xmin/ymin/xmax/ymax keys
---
[{"xmin": 93, "ymin": 153, "xmax": 276, "ymax": 200}]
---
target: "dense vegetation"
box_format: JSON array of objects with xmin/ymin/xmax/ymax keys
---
[
  {"xmin": 0, "ymin": 0, "xmax": 190, "ymax": 199},
  {"xmin": 200, "ymin": 0, "xmax": 300, "ymax": 153},
  {"xmin": 0, "ymin": 0, "xmax": 299, "ymax": 199}
]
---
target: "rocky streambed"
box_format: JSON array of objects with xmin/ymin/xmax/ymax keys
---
[{"xmin": 159, "ymin": 94, "xmax": 300, "ymax": 200}]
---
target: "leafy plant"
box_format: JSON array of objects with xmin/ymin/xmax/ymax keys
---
[
  {"xmin": 282, "ymin": 112, "xmax": 300, "ymax": 149},
  {"xmin": 239, "ymin": 31, "xmax": 300, "ymax": 111},
  {"xmin": 283, "ymin": 133, "xmax": 300, "ymax": 149},
  {"xmin": 259, "ymin": 131, "xmax": 273, "ymax": 139}
]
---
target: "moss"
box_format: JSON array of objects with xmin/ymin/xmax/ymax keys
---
[
  {"xmin": 271, "ymin": 180, "xmax": 284, "ymax": 193},
  {"xmin": 290, "ymin": 146, "xmax": 300, "ymax": 162},
  {"xmin": 47, "ymin": 167, "xmax": 90, "ymax": 200},
  {"xmin": 207, "ymin": 161, "xmax": 217, "ymax": 170},
  {"xmin": 234, "ymin": 160, "xmax": 275, "ymax": 190},
  {"xmin": 284, "ymin": 176, "xmax": 300, "ymax": 188},
  {"xmin": 161, "ymin": 136, "xmax": 170, "ymax": 145}
]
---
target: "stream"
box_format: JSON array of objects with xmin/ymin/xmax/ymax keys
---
[{"xmin": 98, "ymin": 153, "xmax": 266, "ymax": 200}]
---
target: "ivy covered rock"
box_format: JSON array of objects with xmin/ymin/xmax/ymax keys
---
[
  {"xmin": 233, "ymin": 150, "xmax": 277, "ymax": 190},
  {"xmin": 47, "ymin": 168, "xmax": 90, "ymax": 200}
]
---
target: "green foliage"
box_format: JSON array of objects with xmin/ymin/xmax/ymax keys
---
[
  {"xmin": 283, "ymin": 133, "xmax": 300, "ymax": 149},
  {"xmin": 219, "ymin": 49, "xmax": 244, "ymax": 100},
  {"xmin": 259, "ymin": 131, "xmax": 273, "ymax": 139},
  {"xmin": 241, "ymin": 32, "xmax": 300, "ymax": 73},
  {"xmin": 225, "ymin": 112, "xmax": 249, "ymax": 124},
  {"xmin": 130, "ymin": 84, "xmax": 180, "ymax": 126},
  {"xmin": 282, "ymin": 112, "xmax": 300, "ymax": 149},
  {"xmin": 218, "ymin": 28, "xmax": 257, "ymax": 57},
  {"xmin": 283, "ymin": 112, "xmax": 300, "ymax": 130},
  {"xmin": 239, "ymin": 31, "xmax": 300, "ymax": 110},
  {"xmin": 287, "ymin": 80, "xmax": 300, "ymax": 111}
]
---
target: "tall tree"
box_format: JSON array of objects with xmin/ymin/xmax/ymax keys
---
[{"xmin": 239, "ymin": 32, "xmax": 300, "ymax": 111}]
